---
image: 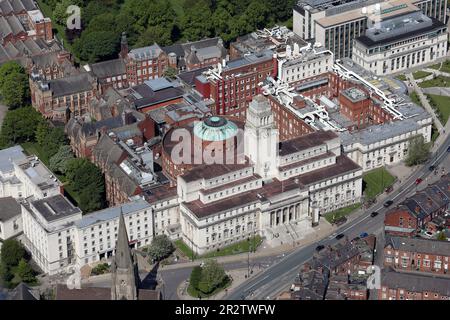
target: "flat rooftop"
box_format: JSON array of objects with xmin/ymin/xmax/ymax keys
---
[
  {"xmin": 76, "ymin": 198, "xmax": 150, "ymax": 229},
  {"xmin": 15, "ymin": 156, "xmax": 61, "ymax": 192},
  {"xmin": 0, "ymin": 145, "xmax": 26, "ymax": 174},
  {"xmin": 342, "ymin": 87, "xmax": 367, "ymax": 102},
  {"xmin": 0, "ymin": 197, "xmax": 21, "ymax": 222},
  {"xmin": 31, "ymin": 194, "xmax": 81, "ymax": 223}
]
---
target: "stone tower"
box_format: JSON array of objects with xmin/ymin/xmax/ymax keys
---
[
  {"xmin": 244, "ymin": 95, "xmax": 279, "ymax": 179},
  {"xmin": 111, "ymin": 212, "xmax": 139, "ymax": 300}
]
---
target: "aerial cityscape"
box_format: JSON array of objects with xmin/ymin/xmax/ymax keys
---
[{"xmin": 1, "ymin": 0, "xmax": 450, "ymax": 306}]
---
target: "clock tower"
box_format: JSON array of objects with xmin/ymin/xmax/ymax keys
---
[{"xmin": 244, "ymin": 95, "xmax": 279, "ymax": 179}]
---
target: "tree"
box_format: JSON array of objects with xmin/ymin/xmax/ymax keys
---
[
  {"xmin": 0, "ymin": 72, "xmax": 30, "ymax": 109},
  {"xmin": 78, "ymin": 186, "xmax": 105, "ymax": 213},
  {"xmin": 189, "ymin": 266, "xmax": 202, "ymax": 291},
  {"xmin": 49, "ymin": 145, "xmax": 74, "ymax": 174},
  {"xmin": 0, "ymin": 239, "xmax": 25, "ymax": 268},
  {"xmin": 35, "ymin": 122, "xmax": 50, "ymax": 146},
  {"xmin": 53, "ymin": 0, "xmax": 83, "ymax": 26},
  {"xmin": 41, "ymin": 127, "xmax": 68, "ymax": 158},
  {"xmin": 0, "ymin": 263, "xmax": 13, "ymax": 287},
  {"xmin": 405, "ymin": 135, "xmax": 430, "ymax": 166},
  {"xmin": 0, "ymin": 61, "xmax": 24, "ymax": 88},
  {"xmin": 163, "ymin": 67, "xmax": 178, "ymax": 80},
  {"xmin": 0, "ymin": 106, "xmax": 44, "ymax": 148},
  {"xmin": 198, "ymin": 259, "xmax": 227, "ymax": 294},
  {"xmin": 148, "ymin": 234, "xmax": 174, "ymax": 261},
  {"xmin": 16, "ymin": 259, "xmax": 36, "ymax": 284},
  {"xmin": 73, "ymin": 30, "xmax": 120, "ymax": 63},
  {"xmin": 65, "ymin": 158, "xmax": 88, "ymax": 182},
  {"xmin": 437, "ymin": 231, "xmax": 447, "ymax": 241}
]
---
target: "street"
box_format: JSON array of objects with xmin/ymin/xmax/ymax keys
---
[{"xmin": 226, "ymin": 134, "xmax": 450, "ymax": 300}]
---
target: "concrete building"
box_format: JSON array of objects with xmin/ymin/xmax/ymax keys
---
[
  {"xmin": 278, "ymin": 43, "xmax": 334, "ymax": 85},
  {"xmin": 21, "ymin": 195, "xmax": 154, "ymax": 275},
  {"xmin": 0, "ymin": 146, "xmax": 62, "ymax": 200},
  {"xmin": 352, "ymin": 11, "xmax": 448, "ymax": 75},
  {"xmin": 0, "ymin": 197, "xmax": 22, "ymax": 241},
  {"xmin": 170, "ymin": 95, "xmax": 362, "ymax": 255},
  {"xmin": 293, "ymin": 0, "xmax": 447, "ymax": 59}
]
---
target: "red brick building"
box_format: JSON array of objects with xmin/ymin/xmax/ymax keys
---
[
  {"xmin": 195, "ymin": 50, "xmax": 276, "ymax": 120},
  {"xmin": 379, "ymin": 270, "xmax": 450, "ymax": 300},
  {"xmin": 384, "ymin": 174, "xmax": 450, "ymax": 236},
  {"xmin": 384, "ymin": 236, "xmax": 450, "ymax": 275}
]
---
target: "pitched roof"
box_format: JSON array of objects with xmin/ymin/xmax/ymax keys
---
[
  {"xmin": 55, "ymin": 284, "xmax": 111, "ymax": 300},
  {"xmin": 381, "ymin": 269, "xmax": 450, "ymax": 296},
  {"xmin": 114, "ymin": 213, "xmax": 134, "ymax": 269},
  {"xmin": 48, "ymin": 73, "xmax": 94, "ymax": 97},
  {"xmin": 388, "ymin": 236, "xmax": 450, "ymax": 256},
  {"xmin": 90, "ymin": 58, "xmax": 126, "ymax": 79},
  {"xmin": 7, "ymin": 283, "xmax": 38, "ymax": 300}
]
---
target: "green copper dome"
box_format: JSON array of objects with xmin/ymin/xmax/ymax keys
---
[{"xmin": 193, "ymin": 116, "xmax": 239, "ymax": 142}]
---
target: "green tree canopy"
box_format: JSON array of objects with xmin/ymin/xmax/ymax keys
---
[
  {"xmin": 405, "ymin": 135, "xmax": 430, "ymax": 166},
  {"xmin": 0, "ymin": 106, "xmax": 44, "ymax": 148},
  {"xmin": 198, "ymin": 259, "xmax": 227, "ymax": 294},
  {"xmin": 16, "ymin": 259, "xmax": 36, "ymax": 284},
  {"xmin": 148, "ymin": 234, "xmax": 175, "ymax": 261},
  {"xmin": 0, "ymin": 239, "xmax": 26, "ymax": 268},
  {"xmin": 49, "ymin": 145, "xmax": 74, "ymax": 174},
  {"xmin": 73, "ymin": 30, "xmax": 120, "ymax": 63}
]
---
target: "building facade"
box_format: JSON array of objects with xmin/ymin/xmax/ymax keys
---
[{"xmin": 352, "ymin": 11, "xmax": 448, "ymax": 75}]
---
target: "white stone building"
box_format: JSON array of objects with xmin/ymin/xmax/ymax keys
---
[
  {"xmin": 0, "ymin": 197, "xmax": 22, "ymax": 242},
  {"xmin": 0, "ymin": 146, "xmax": 62, "ymax": 200},
  {"xmin": 278, "ymin": 44, "xmax": 334, "ymax": 85},
  {"xmin": 352, "ymin": 11, "xmax": 448, "ymax": 75},
  {"xmin": 21, "ymin": 195, "xmax": 153, "ymax": 275},
  {"xmin": 176, "ymin": 95, "xmax": 363, "ymax": 255}
]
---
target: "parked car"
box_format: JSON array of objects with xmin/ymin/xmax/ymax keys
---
[
  {"xmin": 360, "ymin": 232, "xmax": 369, "ymax": 238},
  {"xmin": 415, "ymin": 178, "xmax": 423, "ymax": 185},
  {"xmin": 384, "ymin": 200, "xmax": 394, "ymax": 207},
  {"xmin": 385, "ymin": 186, "xmax": 393, "ymax": 193},
  {"xmin": 447, "ymin": 145, "xmax": 450, "ymax": 152},
  {"xmin": 370, "ymin": 211, "xmax": 379, "ymax": 217},
  {"xmin": 423, "ymin": 231, "xmax": 434, "ymax": 238},
  {"xmin": 315, "ymin": 245, "xmax": 325, "ymax": 252},
  {"xmin": 335, "ymin": 233, "xmax": 345, "ymax": 240},
  {"xmin": 429, "ymin": 165, "xmax": 436, "ymax": 171}
]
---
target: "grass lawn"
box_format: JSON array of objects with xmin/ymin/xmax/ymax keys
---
[
  {"xmin": 426, "ymin": 94, "xmax": 450, "ymax": 125},
  {"xmin": 201, "ymin": 235, "xmax": 262, "ymax": 259},
  {"xmin": 431, "ymin": 122, "xmax": 440, "ymax": 143},
  {"xmin": 419, "ymin": 76, "xmax": 450, "ymax": 88},
  {"xmin": 323, "ymin": 203, "xmax": 361, "ymax": 224},
  {"xmin": 396, "ymin": 74, "xmax": 407, "ymax": 81},
  {"xmin": 409, "ymin": 91, "xmax": 422, "ymax": 106},
  {"xmin": 363, "ymin": 167, "xmax": 396, "ymax": 200},
  {"xmin": 174, "ymin": 236, "xmax": 263, "ymax": 260},
  {"xmin": 174, "ymin": 239, "xmax": 197, "ymax": 260},
  {"xmin": 413, "ymin": 71, "xmax": 431, "ymax": 80},
  {"xmin": 429, "ymin": 60, "xmax": 450, "ymax": 73},
  {"xmin": 21, "ymin": 142, "xmax": 51, "ymax": 164},
  {"xmin": 187, "ymin": 276, "xmax": 232, "ymax": 299}
]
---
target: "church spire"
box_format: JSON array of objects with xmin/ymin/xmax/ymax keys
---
[{"xmin": 114, "ymin": 212, "xmax": 133, "ymax": 269}]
